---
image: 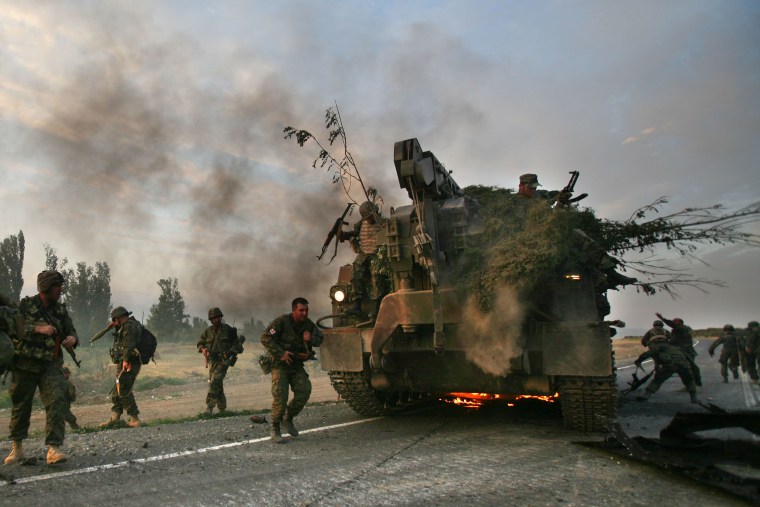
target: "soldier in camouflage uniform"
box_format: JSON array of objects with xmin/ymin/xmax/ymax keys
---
[
  {"xmin": 100, "ymin": 306, "xmax": 143, "ymax": 428},
  {"xmin": 634, "ymin": 335, "xmax": 699, "ymax": 403},
  {"xmin": 656, "ymin": 312, "xmax": 702, "ymax": 387},
  {"xmin": 709, "ymin": 324, "xmax": 740, "ymax": 383},
  {"xmin": 62, "ymin": 366, "xmax": 79, "ymax": 429},
  {"xmin": 197, "ymin": 307, "xmax": 244, "ymax": 415},
  {"xmin": 641, "ymin": 320, "xmax": 671, "ymax": 348},
  {"xmin": 260, "ymin": 297, "xmax": 323, "ymax": 443},
  {"xmin": 340, "ymin": 201, "xmax": 391, "ymax": 319},
  {"xmin": 5, "ymin": 271, "xmax": 78, "ymax": 465},
  {"xmin": 742, "ymin": 321, "xmax": 759, "ymax": 382},
  {"xmin": 0, "ymin": 293, "xmax": 20, "ymax": 376}
]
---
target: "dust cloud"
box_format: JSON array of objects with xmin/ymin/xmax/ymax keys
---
[{"xmin": 460, "ymin": 286, "xmax": 525, "ymax": 377}]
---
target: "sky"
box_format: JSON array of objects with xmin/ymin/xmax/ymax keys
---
[{"xmin": 1, "ymin": 1, "xmax": 758, "ymax": 333}]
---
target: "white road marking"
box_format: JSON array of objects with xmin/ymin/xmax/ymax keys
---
[
  {"xmin": 739, "ymin": 369, "xmax": 759, "ymax": 409},
  {"xmin": 0, "ymin": 417, "xmax": 382, "ymax": 487},
  {"xmin": 618, "ymin": 359, "xmax": 653, "ymax": 371}
]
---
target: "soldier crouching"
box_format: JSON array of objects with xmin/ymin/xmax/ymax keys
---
[{"xmin": 260, "ymin": 297, "xmax": 323, "ymax": 443}]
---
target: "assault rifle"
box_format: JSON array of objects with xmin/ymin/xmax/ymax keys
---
[
  {"xmin": 38, "ymin": 309, "xmax": 81, "ymax": 368},
  {"xmin": 621, "ymin": 365, "xmax": 654, "ymax": 396},
  {"xmin": 318, "ymin": 203, "xmax": 354, "ymax": 263},
  {"xmin": 557, "ymin": 171, "xmax": 588, "ymax": 205}
]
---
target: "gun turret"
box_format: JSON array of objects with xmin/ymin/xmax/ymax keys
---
[{"xmin": 394, "ymin": 138, "xmax": 464, "ymax": 202}]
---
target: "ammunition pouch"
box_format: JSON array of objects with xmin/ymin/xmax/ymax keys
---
[
  {"xmin": 223, "ymin": 352, "xmax": 238, "ymax": 367},
  {"xmin": 258, "ymin": 354, "xmax": 273, "ymax": 374}
]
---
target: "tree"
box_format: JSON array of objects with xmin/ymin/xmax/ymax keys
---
[
  {"xmin": 146, "ymin": 278, "xmax": 190, "ymax": 342},
  {"xmin": 43, "ymin": 244, "xmax": 112, "ymax": 340},
  {"xmin": 240, "ymin": 316, "xmax": 266, "ymax": 343},
  {"xmin": 0, "ymin": 230, "xmax": 24, "ymax": 300}
]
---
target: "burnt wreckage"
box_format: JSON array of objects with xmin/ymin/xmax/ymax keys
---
[{"xmin": 317, "ymin": 138, "xmax": 618, "ymax": 432}]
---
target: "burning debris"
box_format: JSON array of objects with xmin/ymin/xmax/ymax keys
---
[{"xmin": 441, "ymin": 392, "xmax": 559, "ymax": 409}]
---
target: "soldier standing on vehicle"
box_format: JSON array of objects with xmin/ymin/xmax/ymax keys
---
[
  {"xmin": 709, "ymin": 324, "xmax": 741, "ymax": 383},
  {"xmin": 5, "ymin": 270, "xmax": 78, "ymax": 465},
  {"xmin": 634, "ymin": 335, "xmax": 699, "ymax": 404},
  {"xmin": 642, "ymin": 320, "xmax": 672, "ymax": 347},
  {"xmin": 100, "ymin": 306, "xmax": 142, "ymax": 428},
  {"xmin": 655, "ymin": 312, "xmax": 702, "ymax": 387},
  {"xmin": 340, "ymin": 201, "xmax": 390, "ymax": 319},
  {"xmin": 197, "ymin": 307, "xmax": 243, "ymax": 415},
  {"xmin": 62, "ymin": 366, "xmax": 79, "ymax": 430},
  {"xmin": 260, "ymin": 297, "xmax": 323, "ymax": 444},
  {"xmin": 742, "ymin": 321, "xmax": 760, "ymax": 382}
]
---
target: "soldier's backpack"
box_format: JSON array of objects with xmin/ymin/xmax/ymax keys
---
[{"xmin": 137, "ymin": 326, "xmax": 158, "ymax": 364}]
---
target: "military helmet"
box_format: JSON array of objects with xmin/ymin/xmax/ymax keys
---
[
  {"xmin": 653, "ymin": 320, "xmax": 664, "ymax": 327},
  {"xmin": 519, "ymin": 173, "xmax": 541, "ymax": 189},
  {"xmin": 208, "ymin": 307, "xmax": 223, "ymax": 320},
  {"xmin": 749, "ymin": 321, "xmax": 759, "ymax": 328},
  {"xmin": 110, "ymin": 306, "xmax": 131, "ymax": 320},
  {"xmin": 723, "ymin": 324, "xmax": 734, "ymax": 331},
  {"xmin": 672, "ymin": 318, "xmax": 684, "ymax": 325},
  {"xmin": 359, "ymin": 201, "xmax": 378, "ymax": 219},
  {"xmin": 37, "ymin": 270, "xmax": 64, "ymax": 292}
]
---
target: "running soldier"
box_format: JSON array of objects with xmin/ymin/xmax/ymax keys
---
[
  {"xmin": 641, "ymin": 320, "xmax": 672, "ymax": 348},
  {"xmin": 655, "ymin": 312, "xmax": 702, "ymax": 387},
  {"xmin": 709, "ymin": 324, "xmax": 740, "ymax": 383},
  {"xmin": 197, "ymin": 307, "xmax": 244, "ymax": 415},
  {"xmin": 5, "ymin": 270, "xmax": 78, "ymax": 465},
  {"xmin": 260, "ymin": 297, "xmax": 323, "ymax": 443},
  {"xmin": 742, "ymin": 321, "xmax": 760, "ymax": 382},
  {"xmin": 635, "ymin": 335, "xmax": 699, "ymax": 404}
]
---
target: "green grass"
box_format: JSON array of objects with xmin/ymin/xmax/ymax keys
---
[{"xmin": 133, "ymin": 376, "xmax": 188, "ymax": 392}]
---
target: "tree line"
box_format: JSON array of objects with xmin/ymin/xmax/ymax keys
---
[{"xmin": 0, "ymin": 231, "xmax": 265, "ymax": 344}]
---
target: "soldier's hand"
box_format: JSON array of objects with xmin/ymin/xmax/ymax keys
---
[
  {"xmin": 303, "ymin": 331, "xmax": 311, "ymax": 343},
  {"xmin": 634, "ymin": 360, "xmax": 642, "ymax": 368},
  {"xmin": 61, "ymin": 336, "xmax": 76, "ymax": 348},
  {"xmin": 280, "ymin": 351, "xmax": 294, "ymax": 366},
  {"xmin": 655, "ymin": 312, "xmax": 664, "ymax": 319},
  {"xmin": 36, "ymin": 324, "xmax": 56, "ymax": 336},
  {"xmin": 122, "ymin": 361, "xmax": 132, "ymax": 372},
  {"xmin": 200, "ymin": 348, "xmax": 209, "ymax": 357},
  {"xmin": 296, "ymin": 352, "xmax": 310, "ymax": 361}
]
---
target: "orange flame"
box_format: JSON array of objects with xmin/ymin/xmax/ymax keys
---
[{"xmin": 440, "ymin": 392, "xmax": 558, "ymax": 408}]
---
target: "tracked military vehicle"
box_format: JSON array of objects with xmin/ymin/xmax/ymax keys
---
[{"xmin": 317, "ymin": 139, "xmax": 617, "ymax": 432}]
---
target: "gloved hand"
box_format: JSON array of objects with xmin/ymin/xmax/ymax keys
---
[
  {"xmin": 634, "ymin": 360, "xmax": 642, "ymax": 368},
  {"xmin": 709, "ymin": 350, "xmax": 714, "ymax": 357}
]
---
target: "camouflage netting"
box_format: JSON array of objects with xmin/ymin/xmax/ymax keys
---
[{"xmin": 454, "ymin": 185, "xmax": 602, "ymax": 312}]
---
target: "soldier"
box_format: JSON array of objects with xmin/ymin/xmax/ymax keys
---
[
  {"xmin": 742, "ymin": 321, "xmax": 760, "ymax": 382},
  {"xmin": 5, "ymin": 270, "xmax": 78, "ymax": 465},
  {"xmin": 62, "ymin": 366, "xmax": 79, "ymax": 430},
  {"xmin": 197, "ymin": 307, "xmax": 243, "ymax": 415},
  {"xmin": 709, "ymin": 324, "xmax": 740, "ymax": 383},
  {"xmin": 634, "ymin": 335, "xmax": 699, "ymax": 404},
  {"xmin": 340, "ymin": 201, "xmax": 390, "ymax": 319},
  {"xmin": 655, "ymin": 312, "xmax": 702, "ymax": 387},
  {"xmin": 260, "ymin": 297, "xmax": 323, "ymax": 444},
  {"xmin": 642, "ymin": 320, "xmax": 672, "ymax": 348},
  {"xmin": 0, "ymin": 293, "xmax": 19, "ymax": 376},
  {"xmin": 100, "ymin": 306, "xmax": 143, "ymax": 428}
]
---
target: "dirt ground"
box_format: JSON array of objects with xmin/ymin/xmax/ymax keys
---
[{"xmin": 0, "ymin": 339, "xmax": 646, "ymax": 434}]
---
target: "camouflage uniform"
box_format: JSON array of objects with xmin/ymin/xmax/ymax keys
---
[
  {"xmin": 641, "ymin": 322, "xmax": 671, "ymax": 348},
  {"xmin": 709, "ymin": 326, "xmax": 740, "ymax": 382},
  {"xmin": 197, "ymin": 309, "xmax": 243, "ymax": 413},
  {"xmin": 0, "ymin": 294, "xmax": 21, "ymax": 375},
  {"xmin": 660, "ymin": 316, "xmax": 702, "ymax": 387},
  {"xmin": 109, "ymin": 315, "xmax": 143, "ymax": 419},
  {"xmin": 635, "ymin": 338, "xmax": 697, "ymax": 401},
  {"xmin": 9, "ymin": 293, "xmax": 78, "ymax": 447},
  {"xmin": 62, "ymin": 368, "xmax": 79, "ymax": 429},
  {"xmin": 343, "ymin": 202, "xmax": 391, "ymax": 317},
  {"xmin": 742, "ymin": 322, "xmax": 759, "ymax": 381},
  {"xmin": 260, "ymin": 313, "xmax": 323, "ymax": 427}
]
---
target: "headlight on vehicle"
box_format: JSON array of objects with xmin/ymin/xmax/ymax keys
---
[
  {"xmin": 333, "ymin": 289, "xmax": 346, "ymax": 302},
  {"xmin": 564, "ymin": 274, "xmax": 581, "ymax": 281}
]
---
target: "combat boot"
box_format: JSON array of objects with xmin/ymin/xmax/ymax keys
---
[
  {"xmin": 732, "ymin": 369, "xmax": 739, "ymax": 379},
  {"xmin": 217, "ymin": 403, "xmax": 226, "ymax": 415},
  {"xmin": 204, "ymin": 405, "xmax": 214, "ymax": 416},
  {"xmin": 127, "ymin": 415, "xmax": 141, "ymax": 428},
  {"xmin": 46, "ymin": 445, "xmax": 67, "ymax": 465},
  {"xmin": 689, "ymin": 391, "xmax": 700, "ymax": 404},
  {"xmin": 99, "ymin": 412, "xmax": 121, "ymax": 428},
  {"xmin": 270, "ymin": 423, "xmax": 284, "ymax": 444},
  {"xmin": 3, "ymin": 441, "xmax": 24, "ymax": 465},
  {"xmin": 283, "ymin": 417, "xmax": 299, "ymax": 437},
  {"xmin": 69, "ymin": 419, "xmax": 80, "ymax": 430}
]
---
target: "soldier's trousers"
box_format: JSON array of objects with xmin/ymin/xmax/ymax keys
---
[
  {"xmin": 64, "ymin": 406, "xmax": 78, "ymax": 428},
  {"xmin": 718, "ymin": 349, "xmax": 740, "ymax": 379},
  {"xmin": 206, "ymin": 361, "xmax": 229, "ymax": 409},
  {"xmin": 270, "ymin": 364, "xmax": 311, "ymax": 423},
  {"xmin": 351, "ymin": 253, "xmax": 389, "ymax": 306},
  {"xmin": 645, "ymin": 363, "xmax": 696, "ymax": 395},
  {"xmin": 110, "ymin": 362, "xmax": 141, "ymax": 417},
  {"xmin": 745, "ymin": 352, "xmax": 759, "ymax": 380},
  {"xmin": 8, "ymin": 362, "xmax": 67, "ymax": 446},
  {"xmin": 677, "ymin": 344, "xmax": 702, "ymax": 386}
]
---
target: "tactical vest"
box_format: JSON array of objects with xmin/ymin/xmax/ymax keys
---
[
  {"xmin": 358, "ymin": 219, "xmax": 381, "ymax": 255},
  {"xmin": 14, "ymin": 296, "xmax": 61, "ymax": 362}
]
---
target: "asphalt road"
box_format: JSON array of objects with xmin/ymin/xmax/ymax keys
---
[{"xmin": 0, "ymin": 340, "xmax": 755, "ymax": 506}]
